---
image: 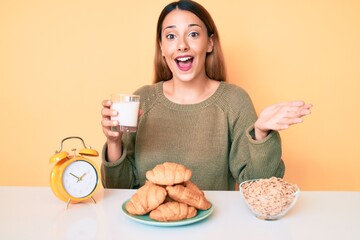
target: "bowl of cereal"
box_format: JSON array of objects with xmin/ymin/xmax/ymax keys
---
[{"xmin": 239, "ymin": 177, "xmax": 299, "ymax": 220}]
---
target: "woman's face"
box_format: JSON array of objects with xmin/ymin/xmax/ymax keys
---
[{"xmin": 160, "ymin": 9, "xmax": 213, "ymax": 82}]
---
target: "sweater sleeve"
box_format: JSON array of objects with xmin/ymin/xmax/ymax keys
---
[
  {"xmin": 100, "ymin": 134, "xmax": 139, "ymax": 189},
  {"xmin": 100, "ymin": 84, "xmax": 155, "ymax": 189},
  {"xmin": 227, "ymin": 87, "xmax": 285, "ymax": 184},
  {"xmin": 243, "ymin": 125, "xmax": 285, "ymax": 179}
]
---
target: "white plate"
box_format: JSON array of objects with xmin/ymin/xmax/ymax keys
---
[{"xmin": 121, "ymin": 200, "xmax": 214, "ymax": 227}]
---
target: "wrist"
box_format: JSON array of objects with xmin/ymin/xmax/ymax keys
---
[
  {"xmin": 254, "ymin": 124, "xmax": 270, "ymax": 141},
  {"xmin": 107, "ymin": 139, "xmax": 122, "ymax": 162}
]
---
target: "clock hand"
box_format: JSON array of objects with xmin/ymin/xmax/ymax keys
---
[
  {"xmin": 70, "ymin": 173, "xmax": 80, "ymax": 181},
  {"xmin": 78, "ymin": 173, "xmax": 87, "ymax": 182}
]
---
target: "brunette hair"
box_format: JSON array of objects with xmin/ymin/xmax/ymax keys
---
[{"xmin": 153, "ymin": 0, "xmax": 226, "ymax": 83}]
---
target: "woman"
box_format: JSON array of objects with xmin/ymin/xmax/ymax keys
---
[{"xmin": 100, "ymin": 0, "xmax": 312, "ymax": 190}]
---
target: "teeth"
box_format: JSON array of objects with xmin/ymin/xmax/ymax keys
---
[{"xmin": 177, "ymin": 57, "xmax": 192, "ymax": 62}]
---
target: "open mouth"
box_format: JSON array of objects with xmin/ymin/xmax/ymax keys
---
[{"xmin": 175, "ymin": 56, "xmax": 194, "ymax": 71}]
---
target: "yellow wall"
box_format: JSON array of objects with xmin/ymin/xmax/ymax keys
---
[{"xmin": 1, "ymin": 0, "xmax": 359, "ymax": 190}]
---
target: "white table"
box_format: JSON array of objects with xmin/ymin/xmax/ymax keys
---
[{"xmin": 0, "ymin": 186, "xmax": 359, "ymax": 240}]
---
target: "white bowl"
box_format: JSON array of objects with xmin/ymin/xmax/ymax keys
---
[{"xmin": 239, "ymin": 178, "xmax": 299, "ymax": 220}]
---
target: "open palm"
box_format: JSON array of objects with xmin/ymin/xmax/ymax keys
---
[{"xmin": 254, "ymin": 101, "xmax": 312, "ymax": 139}]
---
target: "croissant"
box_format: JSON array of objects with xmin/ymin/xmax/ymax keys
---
[
  {"xmin": 166, "ymin": 184, "xmax": 211, "ymax": 210},
  {"xmin": 125, "ymin": 182, "xmax": 167, "ymax": 215},
  {"xmin": 149, "ymin": 201, "xmax": 197, "ymax": 222},
  {"xmin": 146, "ymin": 162, "xmax": 192, "ymax": 186},
  {"xmin": 184, "ymin": 181, "xmax": 204, "ymax": 196}
]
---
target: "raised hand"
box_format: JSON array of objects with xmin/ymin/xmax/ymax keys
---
[
  {"xmin": 254, "ymin": 101, "xmax": 313, "ymax": 140},
  {"xmin": 101, "ymin": 99, "xmax": 122, "ymax": 140}
]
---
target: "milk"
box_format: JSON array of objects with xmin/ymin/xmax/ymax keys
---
[{"xmin": 111, "ymin": 101, "xmax": 140, "ymax": 132}]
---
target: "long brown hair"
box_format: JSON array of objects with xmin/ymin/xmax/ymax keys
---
[{"xmin": 153, "ymin": 0, "xmax": 226, "ymax": 83}]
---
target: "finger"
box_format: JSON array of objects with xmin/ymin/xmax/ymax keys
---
[
  {"xmin": 272, "ymin": 122, "xmax": 290, "ymax": 131},
  {"xmin": 102, "ymin": 99, "xmax": 112, "ymax": 107},
  {"xmin": 101, "ymin": 119, "xmax": 118, "ymax": 128},
  {"xmin": 303, "ymin": 103, "xmax": 313, "ymax": 109},
  {"xmin": 281, "ymin": 105, "xmax": 303, "ymax": 113},
  {"xmin": 282, "ymin": 108, "xmax": 310, "ymax": 119},
  {"xmin": 291, "ymin": 105, "xmax": 312, "ymax": 117},
  {"xmin": 279, "ymin": 117, "xmax": 304, "ymax": 127},
  {"xmin": 103, "ymin": 128, "xmax": 120, "ymax": 137},
  {"xmin": 283, "ymin": 103, "xmax": 312, "ymax": 115},
  {"xmin": 102, "ymin": 121, "xmax": 121, "ymax": 136},
  {"xmin": 290, "ymin": 100, "xmax": 305, "ymax": 107},
  {"xmin": 101, "ymin": 107, "xmax": 118, "ymax": 118},
  {"xmin": 299, "ymin": 108, "xmax": 311, "ymax": 116},
  {"xmin": 300, "ymin": 104, "xmax": 313, "ymax": 114},
  {"xmin": 277, "ymin": 125, "xmax": 290, "ymax": 131},
  {"xmin": 274, "ymin": 100, "xmax": 304, "ymax": 108}
]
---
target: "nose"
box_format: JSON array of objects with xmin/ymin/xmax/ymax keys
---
[{"xmin": 177, "ymin": 37, "xmax": 189, "ymax": 52}]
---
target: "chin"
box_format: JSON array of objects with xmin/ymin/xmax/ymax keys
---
[{"xmin": 174, "ymin": 75, "xmax": 195, "ymax": 83}]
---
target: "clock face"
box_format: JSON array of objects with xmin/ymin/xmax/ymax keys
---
[{"xmin": 62, "ymin": 160, "xmax": 98, "ymax": 198}]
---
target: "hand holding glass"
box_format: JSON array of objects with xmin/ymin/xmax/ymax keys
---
[{"xmin": 110, "ymin": 94, "xmax": 140, "ymax": 133}]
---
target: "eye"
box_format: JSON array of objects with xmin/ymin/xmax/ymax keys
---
[
  {"xmin": 165, "ymin": 33, "xmax": 176, "ymax": 40},
  {"xmin": 189, "ymin": 32, "xmax": 199, "ymax": 38}
]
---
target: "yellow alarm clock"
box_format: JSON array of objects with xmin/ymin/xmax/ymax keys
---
[{"xmin": 50, "ymin": 136, "xmax": 100, "ymax": 209}]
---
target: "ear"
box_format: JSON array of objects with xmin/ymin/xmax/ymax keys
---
[
  {"xmin": 159, "ymin": 42, "xmax": 165, "ymax": 57},
  {"xmin": 207, "ymin": 34, "xmax": 214, "ymax": 53}
]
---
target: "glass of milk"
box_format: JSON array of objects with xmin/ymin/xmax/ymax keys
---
[{"xmin": 110, "ymin": 93, "xmax": 140, "ymax": 133}]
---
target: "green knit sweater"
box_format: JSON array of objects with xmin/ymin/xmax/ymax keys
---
[{"xmin": 101, "ymin": 81, "xmax": 285, "ymax": 190}]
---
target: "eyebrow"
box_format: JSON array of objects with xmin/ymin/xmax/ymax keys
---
[{"xmin": 163, "ymin": 23, "xmax": 202, "ymax": 31}]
